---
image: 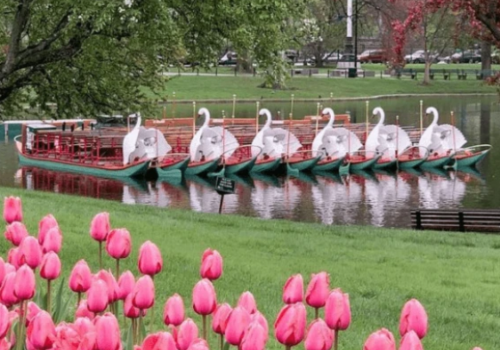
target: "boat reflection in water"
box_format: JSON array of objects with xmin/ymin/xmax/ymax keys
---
[{"xmin": 13, "ymin": 165, "xmax": 486, "ymax": 229}]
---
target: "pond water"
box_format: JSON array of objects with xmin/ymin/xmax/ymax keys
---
[{"xmin": 0, "ymin": 95, "xmax": 498, "ymax": 228}]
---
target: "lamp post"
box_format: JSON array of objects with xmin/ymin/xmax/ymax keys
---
[{"xmin": 344, "ymin": 0, "xmax": 358, "ymax": 78}]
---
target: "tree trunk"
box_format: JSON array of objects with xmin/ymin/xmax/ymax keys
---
[
  {"xmin": 481, "ymin": 41, "xmax": 491, "ymax": 79},
  {"xmin": 423, "ymin": 61, "xmax": 431, "ymax": 85}
]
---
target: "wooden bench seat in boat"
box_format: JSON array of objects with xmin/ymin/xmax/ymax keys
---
[{"xmin": 411, "ymin": 209, "xmax": 500, "ymax": 233}]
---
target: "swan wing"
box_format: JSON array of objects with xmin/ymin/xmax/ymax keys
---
[
  {"xmin": 271, "ymin": 128, "xmax": 302, "ymax": 156},
  {"xmin": 122, "ymin": 116, "xmax": 141, "ymax": 165},
  {"xmin": 210, "ymin": 126, "xmax": 240, "ymax": 159},
  {"xmin": 189, "ymin": 128, "xmax": 204, "ymax": 161},
  {"xmin": 438, "ymin": 124, "xmax": 467, "ymax": 149},
  {"xmin": 365, "ymin": 125, "xmax": 381, "ymax": 153},
  {"xmin": 333, "ymin": 128, "xmax": 362, "ymax": 153}
]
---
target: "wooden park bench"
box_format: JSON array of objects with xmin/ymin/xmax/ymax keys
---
[{"xmin": 411, "ymin": 209, "xmax": 500, "ymax": 233}]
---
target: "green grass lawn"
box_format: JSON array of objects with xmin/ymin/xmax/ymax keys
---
[
  {"xmin": 2, "ymin": 187, "xmax": 500, "ymax": 349},
  {"xmin": 149, "ymin": 75, "xmax": 496, "ymax": 101}
]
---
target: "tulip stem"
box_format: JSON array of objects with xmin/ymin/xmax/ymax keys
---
[
  {"xmin": 16, "ymin": 300, "xmax": 26, "ymax": 350},
  {"xmin": 334, "ymin": 329, "xmax": 339, "ymax": 350},
  {"xmin": 315, "ymin": 307, "xmax": 319, "ymax": 319},
  {"xmin": 202, "ymin": 315, "xmax": 207, "ymax": 340},
  {"xmin": 115, "ymin": 259, "xmax": 120, "ymax": 279},
  {"xmin": 220, "ymin": 334, "xmax": 224, "ymax": 350},
  {"xmin": 98, "ymin": 241, "xmax": 102, "ymax": 269},
  {"xmin": 132, "ymin": 318, "xmax": 137, "ymax": 345},
  {"xmin": 47, "ymin": 279, "xmax": 51, "ymax": 315},
  {"xmin": 285, "ymin": 346, "xmax": 291, "ymax": 350},
  {"xmin": 139, "ymin": 312, "xmax": 144, "ymax": 344},
  {"xmin": 77, "ymin": 292, "xmax": 81, "ymax": 308}
]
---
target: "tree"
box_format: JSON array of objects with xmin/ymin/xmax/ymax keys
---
[{"xmin": 0, "ymin": 0, "xmax": 305, "ymax": 119}]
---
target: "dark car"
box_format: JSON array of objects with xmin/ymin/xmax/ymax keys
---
[
  {"xmin": 358, "ymin": 50, "xmax": 388, "ymax": 64},
  {"xmin": 452, "ymin": 51, "xmax": 481, "ymax": 63}
]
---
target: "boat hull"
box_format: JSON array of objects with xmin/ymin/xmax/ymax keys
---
[
  {"xmin": 185, "ymin": 158, "xmax": 220, "ymax": 176},
  {"xmin": 18, "ymin": 153, "xmax": 149, "ymax": 178},
  {"xmin": 373, "ymin": 159, "xmax": 397, "ymax": 170},
  {"xmin": 225, "ymin": 157, "xmax": 258, "ymax": 175},
  {"xmin": 251, "ymin": 158, "xmax": 282, "ymax": 173},
  {"xmin": 456, "ymin": 150, "xmax": 490, "ymax": 168},
  {"xmin": 350, "ymin": 156, "xmax": 380, "ymax": 171},
  {"xmin": 156, "ymin": 156, "xmax": 190, "ymax": 178},
  {"xmin": 420, "ymin": 155, "xmax": 453, "ymax": 169},
  {"xmin": 398, "ymin": 157, "xmax": 426, "ymax": 169},
  {"xmin": 288, "ymin": 156, "xmax": 321, "ymax": 172},
  {"xmin": 313, "ymin": 157, "xmax": 344, "ymax": 172}
]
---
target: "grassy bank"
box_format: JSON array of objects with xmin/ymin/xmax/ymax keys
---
[
  {"xmin": 1, "ymin": 187, "xmax": 499, "ymax": 349},
  {"xmin": 149, "ymin": 75, "xmax": 496, "ymax": 101}
]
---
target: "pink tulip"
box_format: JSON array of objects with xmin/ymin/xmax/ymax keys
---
[
  {"xmin": 124, "ymin": 294, "xmax": 144, "ymax": 319},
  {"xmin": 274, "ymin": 303, "xmax": 307, "ymax": 347},
  {"xmin": 3, "ymin": 196, "xmax": 22, "ymax": 224},
  {"xmin": 95, "ymin": 313, "xmax": 121, "ymax": 350},
  {"xmin": 86, "ymin": 279, "xmax": 109, "ymax": 313},
  {"xmin": 212, "ymin": 303, "xmax": 232, "ymax": 334},
  {"xmin": 54, "ymin": 323, "xmax": 80, "ymax": 350},
  {"xmin": 283, "ymin": 274, "xmax": 304, "ymax": 304},
  {"xmin": 38, "ymin": 214, "xmax": 58, "ymax": 245},
  {"xmin": 176, "ymin": 319, "xmax": 199, "ymax": 350},
  {"xmin": 399, "ymin": 330, "xmax": 423, "ymax": 350},
  {"xmin": 399, "ymin": 299, "xmax": 428, "ymax": 339},
  {"xmin": 324, "ymin": 288, "xmax": 351, "ymax": 331},
  {"xmin": 73, "ymin": 316, "xmax": 96, "ymax": 337},
  {"xmin": 96, "ymin": 270, "xmax": 119, "ymax": 304},
  {"xmin": 27, "ymin": 310, "xmax": 56, "ymax": 350},
  {"xmin": 40, "ymin": 252, "xmax": 61, "ymax": 281},
  {"xmin": 90, "ymin": 213, "xmax": 110, "ymax": 242},
  {"xmin": 117, "ymin": 270, "xmax": 135, "ymax": 301},
  {"xmin": 40, "ymin": 227, "xmax": 62, "ymax": 254},
  {"xmin": 106, "ymin": 228, "xmax": 131, "ymax": 260},
  {"xmin": 192, "ymin": 279, "xmax": 217, "ymax": 316},
  {"xmin": 251, "ymin": 311, "xmax": 269, "ymax": 336},
  {"xmin": 26, "ymin": 301, "xmax": 42, "ymax": 326},
  {"xmin": 0, "ymin": 338, "xmax": 10, "ymax": 350},
  {"xmin": 14, "ymin": 264, "xmax": 36, "ymax": 300},
  {"xmin": 363, "ymin": 328, "xmax": 396, "ymax": 350},
  {"xmin": 240, "ymin": 321, "xmax": 267, "ymax": 350},
  {"xmin": 305, "ymin": 272, "xmax": 330, "ymax": 310},
  {"xmin": 0, "ymin": 258, "xmax": 5, "ymax": 285},
  {"xmin": 69, "ymin": 260, "xmax": 92, "ymax": 293},
  {"xmin": 142, "ymin": 332, "xmax": 177, "ymax": 350},
  {"xmin": 75, "ymin": 300, "xmax": 95, "ymax": 320},
  {"xmin": 138, "ymin": 241, "xmax": 163, "ymax": 276},
  {"xmin": 19, "ymin": 236, "xmax": 42, "ymax": 269},
  {"xmin": 4, "ymin": 222, "xmax": 28, "ymax": 246},
  {"xmin": 304, "ymin": 319, "xmax": 334, "ymax": 350},
  {"xmin": 0, "ymin": 272, "xmax": 18, "ymax": 306},
  {"xmin": 132, "ymin": 275, "xmax": 155, "ymax": 310},
  {"xmin": 472, "ymin": 348, "xmax": 483, "ymax": 350},
  {"xmin": 7, "ymin": 247, "xmax": 22, "ymax": 269},
  {"xmin": 225, "ymin": 306, "xmax": 251, "ymax": 346},
  {"xmin": 200, "ymin": 248, "xmax": 223, "ymax": 280},
  {"xmin": 0, "ymin": 304, "xmax": 10, "ymax": 339},
  {"xmin": 237, "ymin": 291, "xmax": 257, "ymax": 314},
  {"xmin": 164, "ymin": 293, "xmax": 185, "ymax": 326},
  {"xmin": 4, "ymin": 263, "xmax": 14, "ymax": 275},
  {"xmin": 187, "ymin": 339, "xmax": 209, "ymax": 350}
]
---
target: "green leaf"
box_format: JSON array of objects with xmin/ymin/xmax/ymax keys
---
[
  {"xmin": 52, "ymin": 277, "xmax": 68, "ymax": 322},
  {"xmin": 223, "ymin": 341, "xmax": 230, "ymax": 350}
]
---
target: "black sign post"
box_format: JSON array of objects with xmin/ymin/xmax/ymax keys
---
[{"xmin": 215, "ymin": 176, "xmax": 236, "ymax": 214}]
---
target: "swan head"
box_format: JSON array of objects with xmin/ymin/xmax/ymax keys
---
[
  {"xmin": 425, "ymin": 107, "xmax": 439, "ymax": 124},
  {"xmin": 321, "ymin": 108, "xmax": 335, "ymax": 125},
  {"xmin": 372, "ymin": 107, "xmax": 384, "ymax": 120},
  {"xmin": 198, "ymin": 108, "xmax": 210, "ymax": 119},
  {"xmin": 259, "ymin": 108, "xmax": 272, "ymax": 120}
]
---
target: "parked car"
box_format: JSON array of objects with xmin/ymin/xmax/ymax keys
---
[
  {"xmin": 219, "ymin": 52, "xmax": 238, "ymax": 65},
  {"xmin": 451, "ymin": 50, "xmax": 481, "ymax": 63},
  {"xmin": 358, "ymin": 49, "xmax": 387, "ymax": 63},
  {"xmin": 404, "ymin": 50, "xmax": 438, "ymax": 63}
]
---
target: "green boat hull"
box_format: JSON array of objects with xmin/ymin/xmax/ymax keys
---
[
  {"xmin": 420, "ymin": 155, "xmax": 453, "ymax": 169},
  {"xmin": 18, "ymin": 153, "xmax": 149, "ymax": 178},
  {"xmin": 225, "ymin": 157, "xmax": 258, "ymax": 175},
  {"xmin": 350, "ymin": 156, "xmax": 380, "ymax": 171},
  {"xmin": 398, "ymin": 157, "xmax": 426, "ymax": 169},
  {"xmin": 288, "ymin": 156, "xmax": 321, "ymax": 172},
  {"xmin": 456, "ymin": 150, "xmax": 489, "ymax": 168},
  {"xmin": 156, "ymin": 156, "xmax": 190, "ymax": 179},
  {"xmin": 373, "ymin": 159, "xmax": 397, "ymax": 170},
  {"xmin": 185, "ymin": 158, "xmax": 220, "ymax": 176},
  {"xmin": 251, "ymin": 158, "xmax": 282, "ymax": 173},
  {"xmin": 313, "ymin": 157, "xmax": 344, "ymax": 172}
]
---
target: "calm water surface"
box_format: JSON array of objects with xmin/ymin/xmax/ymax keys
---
[{"xmin": 0, "ymin": 95, "xmax": 498, "ymax": 228}]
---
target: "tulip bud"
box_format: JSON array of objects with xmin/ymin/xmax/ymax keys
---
[
  {"xmin": 251, "ymin": 311, "xmax": 269, "ymax": 336},
  {"xmin": 27, "ymin": 310, "xmax": 56, "ymax": 350},
  {"xmin": 7, "ymin": 247, "xmax": 22, "ymax": 269},
  {"xmin": 325, "ymin": 288, "xmax": 351, "ymax": 331},
  {"xmin": 240, "ymin": 321, "xmax": 267, "ymax": 350},
  {"xmin": 75, "ymin": 300, "xmax": 95, "ymax": 320},
  {"xmin": 40, "ymin": 252, "xmax": 61, "ymax": 281},
  {"xmin": 90, "ymin": 213, "xmax": 110, "ymax": 242},
  {"xmin": 19, "ymin": 236, "xmax": 42, "ymax": 269},
  {"xmin": 106, "ymin": 228, "xmax": 131, "ymax": 260},
  {"xmin": 200, "ymin": 248, "xmax": 223, "ymax": 280},
  {"xmin": 225, "ymin": 306, "xmax": 251, "ymax": 346},
  {"xmin": 3, "ymin": 196, "xmax": 22, "ymax": 224},
  {"xmin": 212, "ymin": 303, "xmax": 232, "ymax": 335},
  {"xmin": 132, "ymin": 275, "xmax": 155, "ymax": 310},
  {"xmin": 164, "ymin": 293, "xmax": 185, "ymax": 326},
  {"xmin": 14, "ymin": 264, "xmax": 36, "ymax": 301},
  {"xmin": 0, "ymin": 304, "xmax": 10, "ymax": 339},
  {"xmin": 124, "ymin": 294, "xmax": 144, "ymax": 319},
  {"xmin": 187, "ymin": 339, "xmax": 209, "ymax": 350},
  {"xmin": 305, "ymin": 272, "xmax": 330, "ymax": 309},
  {"xmin": 237, "ymin": 291, "xmax": 257, "ymax": 314},
  {"xmin": 283, "ymin": 274, "xmax": 304, "ymax": 304},
  {"xmin": 176, "ymin": 319, "xmax": 198, "ymax": 350},
  {"xmin": 95, "ymin": 313, "xmax": 121, "ymax": 350},
  {"xmin": 4, "ymin": 222, "xmax": 28, "ymax": 246},
  {"xmin": 69, "ymin": 260, "xmax": 92, "ymax": 293},
  {"xmin": 399, "ymin": 299, "xmax": 428, "ymax": 339},
  {"xmin": 0, "ymin": 272, "xmax": 18, "ymax": 307},
  {"xmin": 363, "ymin": 328, "xmax": 396, "ymax": 350},
  {"xmin": 117, "ymin": 270, "xmax": 135, "ymax": 301},
  {"xmin": 142, "ymin": 332, "xmax": 177, "ymax": 350},
  {"xmin": 274, "ymin": 303, "xmax": 307, "ymax": 347},
  {"xmin": 192, "ymin": 279, "xmax": 217, "ymax": 316},
  {"xmin": 26, "ymin": 301, "xmax": 42, "ymax": 327},
  {"xmin": 86, "ymin": 279, "xmax": 109, "ymax": 313},
  {"xmin": 40, "ymin": 227, "xmax": 62, "ymax": 254},
  {"xmin": 399, "ymin": 330, "xmax": 423, "ymax": 350},
  {"xmin": 304, "ymin": 319, "xmax": 333, "ymax": 350},
  {"xmin": 138, "ymin": 241, "xmax": 163, "ymax": 276},
  {"xmin": 38, "ymin": 214, "xmax": 58, "ymax": 246},
  {"xmin": 96, "ymin": 270, "xmax": 119, "ymax": 304}
]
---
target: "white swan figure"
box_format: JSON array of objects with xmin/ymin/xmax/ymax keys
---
[
  {"xmin": 122, "ymin": 113, "xmax": 142, "ymax": 165},
  {"xmin": 190, "ymin": 108, "xmax": 239, "ymax": 162},
  {"xmin": 419, "ymin": 107, "xmax": 467, "ymax": 157},
  {"xmin": 365, "ymin": 107, "xmax": 385, "ymax": 156},
  {"xmin": 251, "ymin": 108, "xmax": 301, "ymax": 158},
  {"xmin": 312, "ymin": 108, "xmax": 335, "ymax": 157}
]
